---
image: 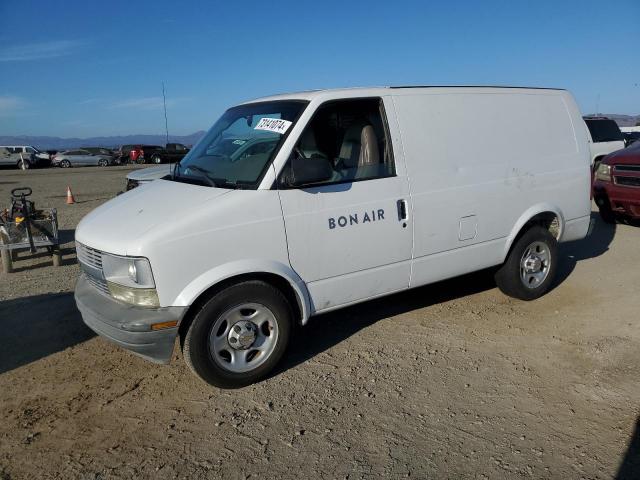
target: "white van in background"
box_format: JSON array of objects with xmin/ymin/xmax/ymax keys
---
[
  {"xmin": 74, "ymin": 86, "xmax": 592, "ymax": 388},
  {"xmin": 124, "ymin": 164, "xmax": 173, "ymax": 191},
  {"xmin": 583, "ymin": 116, "xmax": 625, "ymax": 168}
]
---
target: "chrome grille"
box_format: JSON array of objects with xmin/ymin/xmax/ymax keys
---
[
  {"xmin": 85, "ymin": 273, "xmax": 110, "ymax": 295},
  {"xmin": 614, "ymin": 165, "xmax": 640, "ymax": 173},
  {"xmin": 615, "ymin": 176, "xmax": 640, "ymax": 188},
  {"xmin": 76, "ymin": 242, "xmax": 103, "ymax": 270}
]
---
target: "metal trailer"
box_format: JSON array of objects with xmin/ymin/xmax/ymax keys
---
[{"xmin": 0, "ymin": 188, "xmax": 61, "ymax": 274}]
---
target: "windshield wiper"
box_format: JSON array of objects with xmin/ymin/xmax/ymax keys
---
[
  {"xmin": 184, "ymin": 165, "xmax": 218, "ymax": 187},
  {"xmin": 212, "ymin": 179, "xmax": 253, "ymax": 189}
]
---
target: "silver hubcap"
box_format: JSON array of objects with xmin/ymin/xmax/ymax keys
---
[
  {"xmin": 520, "ymin": 241, "xmax": 551, "ymax": 289},
  {"xmin": 208, "ymin": 303, "xmax": 278, "ymax": 373}
]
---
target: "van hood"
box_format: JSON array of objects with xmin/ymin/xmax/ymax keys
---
[
  {"xmin": 75, "ymin": 179, "xmax": 231, "ymax": 255},
  {"xmin": 127, "ymin": 165, "xmax": 173, "ymax": 182}
]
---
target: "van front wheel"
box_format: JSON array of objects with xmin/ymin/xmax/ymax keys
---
[
  {"xmin": 495, "ymin": 226, "xmax": 558, "ymax": 301},
  {"xmin": 182, "ymin": 280, "xmax": 292, "ymax": 388}
]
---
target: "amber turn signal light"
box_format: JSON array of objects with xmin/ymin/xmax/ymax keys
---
[{"xmin": 150, "ymin": 320, "xmax": 178, "ymax": 331}]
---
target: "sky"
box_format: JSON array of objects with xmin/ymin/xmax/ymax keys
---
[{"xmin": 0, "ymin": 0, "xmax": 638, "ymax": 138}]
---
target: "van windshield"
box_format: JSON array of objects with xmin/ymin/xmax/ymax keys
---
[{"xmin": 174, "ymin": 101, "xmax": 307, "ymax": 188}]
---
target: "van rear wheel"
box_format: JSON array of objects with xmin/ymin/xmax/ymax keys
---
[
  {"xmin": 495, "ymin": 226, "xmax": 558, "ymax": 301},
  {"xmin": 182, "ymin": 280, "xmax": 292, "ymax": 388}
]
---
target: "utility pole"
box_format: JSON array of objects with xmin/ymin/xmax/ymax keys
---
[{"xmin": 162, "ymin": 82, "xmax": 170, "ymax": 145}]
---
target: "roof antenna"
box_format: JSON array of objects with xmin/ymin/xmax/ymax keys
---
[
  {"xmin": 162, "ymin": 81, "xmax": 171, "ymax": 176},
  {"xmin": 162, "ymin": 81, "xmax": 170, "ymax": 145}
]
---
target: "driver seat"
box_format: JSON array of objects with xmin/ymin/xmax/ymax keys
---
[{"xmin": 337, "ymin": 122, "xmax": 380, "ymax": 179}]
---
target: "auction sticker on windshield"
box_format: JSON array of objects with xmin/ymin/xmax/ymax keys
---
[{"xmin": 254, "ymin": 118, "xmax": 292, "ymax": 135}]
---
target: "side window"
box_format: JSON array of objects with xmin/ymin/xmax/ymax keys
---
[{"xmin": 279, "ymin": 98, "xmax": 395, "ymax": 188}]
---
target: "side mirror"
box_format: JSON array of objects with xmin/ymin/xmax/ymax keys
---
[{"xmin": 288, "ymin": 154, "xmax": 333, "ymax": 187}]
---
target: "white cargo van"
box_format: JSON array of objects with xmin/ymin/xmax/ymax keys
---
[{"xmin": 74, "ymin": 87, "xmax": 592, "ymax": 388}]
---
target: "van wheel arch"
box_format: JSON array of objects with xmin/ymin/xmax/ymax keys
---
[
  {"xmin": 504, "ymin": 211, "xmax": 561, "ymax": 262},
  {"xmin": 178, "ymin": 272, "xmax": 304, "ymax": 345}
]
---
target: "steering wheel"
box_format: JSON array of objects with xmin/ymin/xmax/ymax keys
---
[{"xmin": 293, "ymin": 146, "xmax": 307, "ymax": 160}]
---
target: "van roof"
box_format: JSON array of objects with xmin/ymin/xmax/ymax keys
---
[{"xmin": 244, "ymin": 85, "xmax": 567, "ymax": 104}]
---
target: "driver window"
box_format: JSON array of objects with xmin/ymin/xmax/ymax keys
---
[{"xmin": 280, "ymin": 98, "xmax": 395, "ymax": 187}]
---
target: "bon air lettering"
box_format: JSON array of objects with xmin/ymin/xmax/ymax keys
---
[{"xmin": 328, "ymin": 209, "xmax": 385, "ymax": 229}]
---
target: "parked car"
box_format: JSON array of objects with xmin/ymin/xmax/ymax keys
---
[
  {"xmin": 623, "ymin": 131, "xmax": 640, "ymax": 147},
  {"xmin": 74, "ymin": 86, "xmax": 591, "ymax": 388},
  {"xmin": 125, "ymin": 164, "xmax": 173, "ymax": 190},
  {"xmin": 593, "ymin": 141, "xmax": 640, "ymax": 223},
  {"xmin": 0, "ymin": 145, "xmax": 50, "ymax": 168},
  {"xmin": 52, "ymin": 149, "xmax": 113, "ymax": 167},
  {"xmin": 131, "ymin": 143, "xmax": 191, "ymax": 164},
  {"xmin": 83, "ymin": 147, "xmax": 115, "ymax": 157},
  {"xmin": 583, "ymin": 117, "xmax": 625, "ymax": 169},
  {"xmin": 114, "ymin": 145, "xmax": 141, "ymax": 164}
]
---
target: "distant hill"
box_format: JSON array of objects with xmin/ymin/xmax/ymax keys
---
[
  {"xmin": 0, "ymin": 131, "xmax": 206, "ymax": 150},
  {"xmin": 586, "ymin": 114, "xmax": 640, "ymax": 127},
  {"xmin": 3, "ymin": 113, "xmax": 639, "ymax": 149}
]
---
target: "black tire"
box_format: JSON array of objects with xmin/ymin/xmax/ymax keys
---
[
  {"xmin": 98, "ymin": 158, "xmax": 108, "ymax": 167},
  {"xmin": 152, "ymin": 155, "xmax": 162, "ymax": 164},
  {"xmin": 495, "ymin": 226, "xmax": 558, "ymax": 301},
  {"xmin": 182, "ymin": 280, "xmax": 293, "ymax": 388},
  {"xmin": 596, "ymin": 197, "xmax": 616, "ymax": 224},
  {"xmin": 136, "ymin": 157, "xmax": 146, "ymax": 165},
  {"xmin": 60, "ymin": 159, "xmax": 71, "ymax": 168}
]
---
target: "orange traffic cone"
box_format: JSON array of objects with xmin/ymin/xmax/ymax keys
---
[{"xmin": 66, "ymin": 186, "xmax": 75, "ymax": 205}]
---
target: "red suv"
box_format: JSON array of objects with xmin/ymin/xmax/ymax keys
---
[{"xmin": 593, "ymin": 142, "xmax": 640, "ymax": 223}]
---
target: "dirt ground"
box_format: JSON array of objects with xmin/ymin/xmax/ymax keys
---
[{"xmin": 0, "ymin": 165, "xmax": 639, "ymax": 479}]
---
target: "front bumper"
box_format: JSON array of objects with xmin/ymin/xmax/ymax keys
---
[
  {"xmin": 74, "ymin": 275, "xmax": 187, "ymax": 364},
  {"xmin": 593, "ymin": 181, "xmax": 640, "ymax": 219}
]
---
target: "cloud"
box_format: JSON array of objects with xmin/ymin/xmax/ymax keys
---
[
  {"xmin": 79, "ymin": 98, "xmax": 103, "ymax": 105},
  {"xmin": 109, "ymin": 97, "xmax": 181, "ymax": 110},
  {"xmin": 0, "ymin": 40, "xmax": 83, "ymax": 62},
  {"xmin": 0, "ymin": 96, "xmax": 25, "ymax": 116}
]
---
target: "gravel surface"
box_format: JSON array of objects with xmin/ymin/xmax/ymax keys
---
[{"xmin": 0, "ymin": 165, "xmax": 639, "ymax": 479}]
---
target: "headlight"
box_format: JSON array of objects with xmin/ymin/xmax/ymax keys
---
[
  {"xmin": 102, "ymin": 254, "xmax": 159, "ymax": 307},
  {"xmin": 106, "ymin": 282, "xmax": 160, "ymax": 307},
  {"xmin": 595, "ymin": 163, "xmax": 612, "ymax": 182}
]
